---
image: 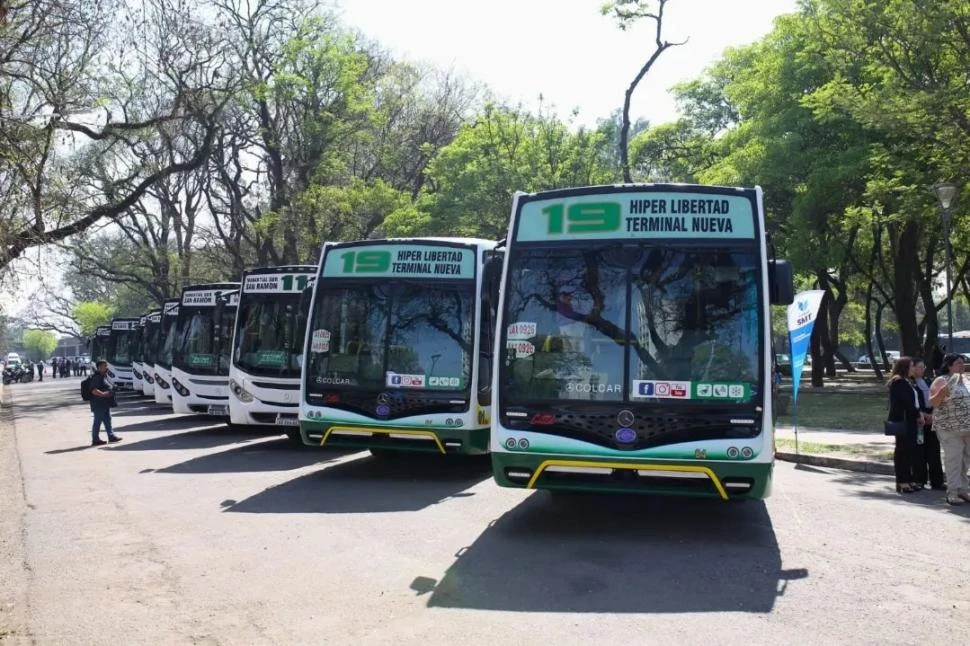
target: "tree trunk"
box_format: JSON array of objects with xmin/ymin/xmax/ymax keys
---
[{"xmin": 890, "ymin": 220, "xmax": 921, "ymax": 357}]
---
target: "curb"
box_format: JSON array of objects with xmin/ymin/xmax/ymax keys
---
[{"xmin": 776, "ymin": 451, "xmax": 894, "ymax": 475}]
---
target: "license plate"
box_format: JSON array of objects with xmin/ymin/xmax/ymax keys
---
[
  {"xmin": 276, "ymin": 415, "xmax": 298, "ymax": 426},
  {"xmin": 207, "ymin": 405, "xmax": 229, "ymax": 416}
]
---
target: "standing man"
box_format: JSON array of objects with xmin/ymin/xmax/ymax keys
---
[
  {"xmin": 89, "ymin": 361, "xmax": 122, "ymax": 446},
  {"xmin": 36, "ymin": 360, "xmax": 43, "ymax": 382}
]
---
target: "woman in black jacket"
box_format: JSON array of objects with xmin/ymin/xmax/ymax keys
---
[{"xmin": 888, "ymin": 357, "xmax": 923, "ymax": 493}]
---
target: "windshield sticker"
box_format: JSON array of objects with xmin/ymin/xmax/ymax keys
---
[
  {"xmin": 506, "ymin": 322, "xmax": 537, "ymax": 340},
  {"xmin": 566, "ymin": 382, "xmax": 622, "ymax": 394},
  {"xmin": 506, "ymin": 340, "xmax": 536, "ymax": 358},
  {"xmin": 254, "ymin": 350, "xmax": 288, "ymax": 366},
  {"xmin": 632, "ymin": 380, "xmax": 691, "ymax": 399},
  {"xmin": 693, "ymin": 382, "xmax": 750, "ymax": 400},
  {"xmin": 428, "ymin": 376, "xmax": 462, "ymax": 388},
  {"xmin": 111, "ymin": 320, "xmax": 136, "ymax": 331},
  {"xmin": 310, "ymin": 329, "xmax": 331, "ymax": 353},
  {"xmin": 188, "ymin": 354, "xmax": 216, "ymax": 367},
  {"xmin": 386, "ymin": 372, "xmax": 426, "ymax": 388}
]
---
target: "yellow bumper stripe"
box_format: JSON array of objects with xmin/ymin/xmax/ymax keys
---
[
  {"xmin": 321, "ymin": 426, "xmax": 446, "ymax": 454},
  {"xmin": 527, "ymin": 459, "xmax": 729, "ymax": 500}
]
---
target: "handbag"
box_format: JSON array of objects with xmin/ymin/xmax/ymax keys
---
[{"xmin": 883, "ymin": 419, "xmax": 907, "ymax": 436}]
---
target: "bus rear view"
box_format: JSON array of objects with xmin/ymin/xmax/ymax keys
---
[{"xmin": 492, "ymin": 185, "xmax": 793, "ymax": 500}]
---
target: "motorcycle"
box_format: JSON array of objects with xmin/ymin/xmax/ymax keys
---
[{"xmin": 2, "ymin": 364, "xmax": 34, "ymax": 385}]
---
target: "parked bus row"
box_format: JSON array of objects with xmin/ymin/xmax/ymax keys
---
[{"xmin": 88, "ymin": 183, "xmax": 794, "ymax": 501}]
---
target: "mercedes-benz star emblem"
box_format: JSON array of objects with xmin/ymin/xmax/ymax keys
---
[
  {"xmin": 617, "ymin": 410, "xmax": 635, "ymax": 427},
  {"xmin": 377, "ymin": 393, "xmax": 390, "ymax": 405}
]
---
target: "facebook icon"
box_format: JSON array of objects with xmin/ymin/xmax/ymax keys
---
[
  {"xmin": 637, "ymin": 382, "xmax": 654, "ymax": 396},
  {"xmin": 390, "ymin": 375, "xmax": 402, "ymax": 386}
]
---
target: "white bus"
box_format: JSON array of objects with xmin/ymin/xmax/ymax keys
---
[
  {"xmin": 140, "ymin": 309, "xmax": 162, "ymax": 397},
  {"xmin": 228, "ymin": 265, "xmax": 315, "ymax": 439},
  {"xmin": 153, "ymin": 299, "xmax": 180, "ymax": 406},
  {"xmin": 106, "ymin": 317, "xmax": 139, "ymax": 390},
  {"xmin": 171, "ymin": 283, "xmax": 239, "ymax": 416},
  {"xmin": 131, "ymin": 314, "xmax": 148, "ymax": 393},
  {"xmin": 300, "ymin": 237, "xmax": 503, "ymax": 456},
  {"xmin": 491, "ymin": 184, "xmax": 793, "ymax": 500}
]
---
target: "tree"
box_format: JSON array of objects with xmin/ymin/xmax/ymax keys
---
[
  {"xmin": 71, "ymin": 302, "xmax": 115, "ymax": 338},
  {"xmin": 383, "ymin": 104, "xmax": 614, "ymax": 239},
  {"xmin": 0, "ymin": 0, "xmax": 233, "ymax": 275},
  {"xmin": 601, "ymin": 0, "xmax": 684, "ymax": 182},
  {"xmin": 22, "ymin": 328, "xmax": 57, "ymax": 360}
]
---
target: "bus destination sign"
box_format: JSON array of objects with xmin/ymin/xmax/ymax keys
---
[
  {"xmin": 322, "ymin": 244, "xmax": 475, "ymax": 279},
  {"xmin": 516, "ymin": 191, "xmax": 756, "ymax": 242}
]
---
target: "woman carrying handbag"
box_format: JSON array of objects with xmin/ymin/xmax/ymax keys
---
[
  {"xmin": 928, "ymin": 354, "xmax": 970, "ymax": 505},
  {"xmin": 887, "ymin": 357, "xmax": 922, "ymax": 493}
]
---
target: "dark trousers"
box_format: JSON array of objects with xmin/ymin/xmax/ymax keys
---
[
  {"xmin": 913, "ymin": 427, "xmax": 945, "ymax": 488},
  {"xmin": 894, "ymin": 428, "xmax": 920, "ymax": 485}
]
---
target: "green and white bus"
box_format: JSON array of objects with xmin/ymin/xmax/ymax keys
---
[
  {"xmin": 301, "ymin": 238, "xmax": 503, "ymax": 455},
  {"xmin": 491, "ymin": 184, "xmax": 793, "ymax": 500}
]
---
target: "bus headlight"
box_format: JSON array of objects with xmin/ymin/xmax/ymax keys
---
[
  {"xmin": 107, "ymin": 369, "xmax": 116, "ymax": 379},
  {"xmin": 229, "ymin": 378, "xmax": 254, "ymax": 403},
  {"xmin": 155, "ymin": 374, "xmax": 169, "ymax": 389},
  {"xmin": 171, "ymin": 378, "xmax": 190, "ymax": 397}
]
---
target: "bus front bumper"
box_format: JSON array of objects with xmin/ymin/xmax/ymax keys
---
[
  {"xmin": 491, "ymin": 452, "xmax": 772, "ymax": 500},
  {"xmin": 300, "ymin": 420, "xmax": 489, "ymax": 455}
]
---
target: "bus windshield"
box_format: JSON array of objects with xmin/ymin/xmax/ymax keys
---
[
  {"xmin": 157, "ymin": 313, "xmax": 179, "ymax": 369},
  {"xmin": 144, "ymin": 318, "xmax": 162, "ymax": 364},
  {"xmin": 501, "ymin": 245, "xmax": 761, "ymax": 403},
  {"xmin": 174, "ymin": 306, "xmax": 235, "ymax": 375},
  {"xmin": 307, "ymin": 282, "xmax": 473, "ymax": 393},
  {"xmin": 107, "ymin": 330, "xmax": 137, "ymax": 366},
  {"xmin": 233, "ymin": 293, "xmax": 306, "ymax": 378}
]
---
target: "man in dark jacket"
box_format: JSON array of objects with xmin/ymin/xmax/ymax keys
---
[{"xmin": 89, "ymin": 361, "xmax": 122, "ymax": 446}]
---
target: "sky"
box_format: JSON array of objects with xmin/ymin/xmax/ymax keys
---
[
  {"xmin": 336, "ymin": 0, "xmax": 801, "ymax": 127},
  {"xmin": 1, "ymin": 0, "xmax": 801, "ymax": 321}
]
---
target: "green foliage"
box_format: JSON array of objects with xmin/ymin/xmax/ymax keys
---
[
  {"xmin": 404, "ymin": 104, "xmax": 615, "ymax": 239},
  {"xmin": 22, "ymin": 329, "xmax": 58, "ymax": 359},
  {"xmin": 72, "ymin": 302, "xmax": 115, "ymax": 338}
]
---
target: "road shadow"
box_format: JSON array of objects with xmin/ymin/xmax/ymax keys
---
[
  {"xmin": 112, "ymin": 415, "xmax": 221, "ymax": 433},
  {"xmin": 833, "ymin": 471, "xmax": 970, "ymax": 516},
  {"xmin": 46, "ymin": 445, "xmax": 97, "ymax": 454},
  {"xmin": 107, "ymin": 426, "xmax": 268, "ymax": 452},
  {"xmin": 111, "ymin": 403, "xmax": 174, "ymax": 417},
  {"xmin": 224, "ymin": 453, "xmax": 492, "ymax": 514},
  {"xmin": 417, "ymin": 492, "xmax": 805, "ymax": 614},
  {"xmin": 156, "ymin": 438, "xmax": 355, "ymax": 474}
]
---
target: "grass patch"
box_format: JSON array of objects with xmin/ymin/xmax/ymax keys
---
[
  {"xmin": 777, "ymin": 391, "xmax": 887, "ymax": 431},
  {"xmin": 776, "ymin": 437, "xmax": 893, "ymax": 461}
]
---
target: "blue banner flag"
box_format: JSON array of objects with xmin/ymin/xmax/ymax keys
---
[{"xmin": 786, "ymin": 290, "xmax": 825, "ymax": 404}]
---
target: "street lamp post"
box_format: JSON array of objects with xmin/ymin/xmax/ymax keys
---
[{"xmin": 932, "ymin": 182, "xmax": 959, "ymax": 349}]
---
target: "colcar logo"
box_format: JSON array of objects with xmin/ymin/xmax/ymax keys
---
[
  {"xmin": 616, "ymin": 410, "xmax": 635, "ymax": 427},
  {"xmin": 377, "ymin": 393, "xmax": 390, "ymax": 405}
]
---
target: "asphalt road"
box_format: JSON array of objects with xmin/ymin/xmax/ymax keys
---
[{"xmin": 2, "ymin": 378, "xmax": 969, "ymax": 645}]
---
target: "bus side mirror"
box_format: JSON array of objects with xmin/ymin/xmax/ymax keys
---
[
  {"xmin": 483, "ymin": 250, "xmax": 504, "ymax": 302},
  {"xmin": 769, "ymin": 259, "xmax": 794, "ymax": 305}
]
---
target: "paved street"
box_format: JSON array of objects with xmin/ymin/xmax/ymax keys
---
[{"xmin": 2, "ymin": 379, "xmax": 969, "ymax": 645}]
